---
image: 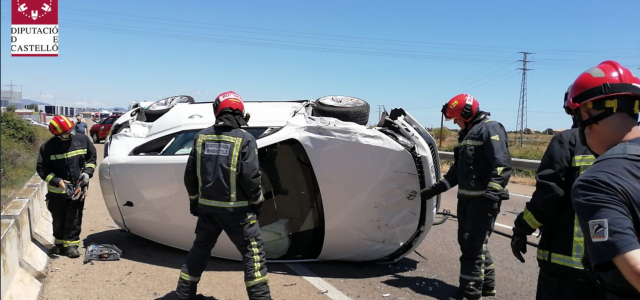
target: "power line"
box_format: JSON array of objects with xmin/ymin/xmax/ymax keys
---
[{"xmin": 516, "ymin": 52, "xmax": 533, "ymax": 147}]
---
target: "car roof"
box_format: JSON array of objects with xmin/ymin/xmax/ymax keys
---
[{"xmin": 145, "ymin": 100, "xmax": 308, "ymax": 138}]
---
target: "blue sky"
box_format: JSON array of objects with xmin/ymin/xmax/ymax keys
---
[{"xmin": 1, "ymin": 0, "xmax": 638, "ymax": 131}]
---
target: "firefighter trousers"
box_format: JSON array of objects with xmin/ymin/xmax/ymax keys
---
[
  {"xmin": 176, "ymin": 212, "xmax": 271, "ymax": 300},
  {"xmin": 46, "ymin": 196, "xmax": 85, "ymax": 249},
  {"xmin": 536, "ymin": 262, "xmax": 605, "ymax": 300},
  {"xmin": 456, "ymin": 198, "xmax": 498, "ymax": 299}
]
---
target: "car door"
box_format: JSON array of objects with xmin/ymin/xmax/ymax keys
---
[{"xmin": 99, "ymin": 117, "xmax": 115, "ymax": 139}]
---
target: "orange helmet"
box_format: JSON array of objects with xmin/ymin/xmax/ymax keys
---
[
  {"xmin": 49, "ymin": 115, "xmax": 73, "ymax": 136},
  {"xmin": 213, "ymin": 91, "xmax": 245, "ymax": 117},
  {"xmin": 441, "ymin": 94, "xmax": 479, "ymax": 122}
]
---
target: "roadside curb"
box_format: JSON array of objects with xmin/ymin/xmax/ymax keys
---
[{"xmin": 1, "ymin": 174, "xmax": 53, "ymax": 300}]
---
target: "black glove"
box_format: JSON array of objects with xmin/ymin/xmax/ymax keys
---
[
  {"xmin": 420, "ymin": 187, "xmax": 438, "ymax": 200},
  {"xmin": 251, "ymin": 201, "xmax": 263, "ymax": 217},
  {"xmin": 189, "ymin": 200, "xmax": 198, "ymax": 217},
  {"xmin": 511, "ymin": 227, "xmax": 528, "ymax": 263},
  {"xmin": 483, "ymin": 198, "xmax": 500, "ymax": 217}
]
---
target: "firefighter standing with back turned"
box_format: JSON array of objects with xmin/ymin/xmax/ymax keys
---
[
  {"xmin": 510, "ymin": 87, "xmax": 605, "ymax": 300},
  {"xmin": 420, "ymin": 94, "xmax": 513, "ymax": 300},
  {"xmin": 36, "ymin": 115, "xmax": 97, "ymax": 258},
  {"xmin": 567, "ymin": 60, "xmax": 640, "ymax": 299},
  {"xmin": 175, "ymin": 91, "xmax": 272, "ymax": 300}
]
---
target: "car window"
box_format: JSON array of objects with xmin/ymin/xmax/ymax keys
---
[
  {"xmin": 103, "ymin": 118, "xmax": 116, "ymax": 125},
  {"xmin": 161, "ymin": 127, "xmax": 282, "ymax": 156}
]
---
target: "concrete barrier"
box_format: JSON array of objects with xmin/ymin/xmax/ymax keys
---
[{"xmin": 1, "ymin": 174, "xmax": 53, "ymax": 300}]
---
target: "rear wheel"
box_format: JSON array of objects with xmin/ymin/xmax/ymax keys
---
[
  {"xmin": 92, "ymin": 133, "xmax": 100, "ymax": 144},
  {"xmin": 312, "ymin": 95, "xmax": 370, "ymax": 126}
]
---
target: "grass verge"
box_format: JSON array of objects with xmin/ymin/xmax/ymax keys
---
[{"xmin": 1, "ymin": 112, "xmax": 51, "ymax": 210}]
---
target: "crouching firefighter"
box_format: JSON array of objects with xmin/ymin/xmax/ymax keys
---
[
  {"xmin": 420, "ymin": 94, "xmax": 513, "ymax": 300},
  {"xmin": 36, "ymin": 115, "xmax": 97, "ymax": 258},
  {"xmin": 510, "ymin": 86, "xmax": 604, "ymax": 300},
  {"xmin": 176, "ymin": 91, "xmax": 272, "ymax": 300}
]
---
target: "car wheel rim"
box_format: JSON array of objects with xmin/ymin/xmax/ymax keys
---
[{"xmin": 318, "ymin": 96, "xmax": 365, "ymax": 108}]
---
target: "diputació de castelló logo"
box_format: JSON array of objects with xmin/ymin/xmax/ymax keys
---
[{"xmin": 11, "ymin": 0, "xmax": 59, "ymax": 57}]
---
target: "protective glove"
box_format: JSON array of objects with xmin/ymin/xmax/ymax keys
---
[
  {"xmin": 251, "ymin": 201, "xmax": 263, "ymax": 217},
  {"xmin": 483, "ymin": 198, "xmax": 500, "ymax": 217},
  {"xmin": 511, "ymin": 227, "xmax": 528, "ymax": 263},
  {"xmin": 77, "ymin": 173, "xmax": 90, "ymax": 187},
  {"xmin": 420, "ymin": 187, "xmax": 438, "ymax": 200},
  {"xmin": 189, "ymin": 200, "xmax": 198, "ymax": 217}
]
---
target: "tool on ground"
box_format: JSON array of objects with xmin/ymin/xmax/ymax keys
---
[{"xmin": 83, "ymin": 244, "xmax": 123, "ymax": 264}]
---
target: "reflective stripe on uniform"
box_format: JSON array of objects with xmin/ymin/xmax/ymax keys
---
[
  {"xmin": 245, "ymin": 275, "xmax": 268, "ymax": 287},
  {"xmin": 189, "ymin": 194, "xmax": 198, "ymax": 200},
  {"xmin": 196, "ymin": 134, "xmax": 243, "ymax": 204},
  {"xmin": 180, "ymin": 272, "xmax": 200, "ymax": 282},
  {"xmin": 85, "ymin": 163, "xmax": 96, "ymax": 169},
  {"xmin": 198, "ymin": 198, "xmax": 248, "ymax": 208},
  {"xmin": 572, "ymin": 215, "xmax": 585, "ymax": 268},
  {"xmin": 460, "ymin": 140, "xmax": 483, "ymax": 146},
  {"xmin": 488, "ymin": 182, "xmax": 502, "ymax": 191},
  {"xmin": 572, "ymin": 155, "xmax": 596, "ymax": 175},
  {"xmin": 50, "ymin": 149, "xmax": 87, "ymax": 160},
  {"xmin": 251, "ymin": 192, "xmax": 265, "ymax": 205},
  {"xmin": 458, "ymin": 189, "xmax": 485, "ymax": 197},
  {"xmin": 45, "ymin": 173, "xmax": 55, "ymax": 183},
  {"xmin": 54, "ymin": 238, "xmax": 64, "ymax": 244},
  {"xmin": 250, "ymin": 238, "xmax": 262, "ymax": 279},
  {"xmin": 523, "ymin": 207, "xmax": 542, "ymax": 229},
  {"xmin": 63, "ymin": 240, "xmax": 79, "ymax": 247},
  {"xmin": 537, "ymin": 248, "xmax": 583, "ymax": 269},
  {"xmin": 48, "ymin": 185, "xmax": 66, "ymax": 194}
]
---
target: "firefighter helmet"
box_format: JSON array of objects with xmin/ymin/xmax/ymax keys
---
[
  {"xmin": 566, "ymin": 60, "xmax": 640, "ymax": 111},
  {"xmin": 441, "ymin": 94, "xmax": 479, "ymax": 122},
  {"xmin": 213, "ymin": 91, "xmax": 245, "ymax": 117},
  {"xmin": 563, "ymin": 84, "xmax": 573, "ymax": 115},
  {"xmin": 49, "ymin": 115, "xmax": 73, "ymax": 136}
]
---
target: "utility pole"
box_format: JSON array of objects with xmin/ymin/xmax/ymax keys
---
[
  {"xmin": 516, "ymin": 52, "xmax": 533, "ymax": 147},
  {"xmin": 377, "ymin": 105, "xmax": 384, "ymax": 122}
]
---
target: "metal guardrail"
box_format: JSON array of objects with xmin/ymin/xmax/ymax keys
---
[{"xmin": 438, "ymin": 151, "xmax": 541, "ymax": 171}]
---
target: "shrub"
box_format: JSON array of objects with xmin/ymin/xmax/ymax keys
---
[{"xmin": 1, "ymin": 112, "xmax": 37, "ymax": 145}]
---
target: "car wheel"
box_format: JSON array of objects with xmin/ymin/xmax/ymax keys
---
[
  {"xmin": 312, "ymin": 95, "xmax": 370, "ymax": 125},
  {"xmin": 92, "ymin": 133, "xmax": 100, "ymax": 144},
  {"xmin": 144, "ymin": 95, "xmax": 195, "ymax": 122}
]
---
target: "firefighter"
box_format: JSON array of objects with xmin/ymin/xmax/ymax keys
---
[
  {"xmin": 510, "ymin": 86, "xmax": 605, "ymax": 300},
  {"xmin": 176, "ymin": 91, "xmax": 271, "ymax": 300},
  {"xmin": 36, "ymin": 115, "xmax": 97, "ymax": 258},
  {"xmin": 567, "ymin": 60, "xmax": 640, "ymax": 298},
  {"xmin": 421, "ymin": 94, "xmax": 513, "ymax": 300}
]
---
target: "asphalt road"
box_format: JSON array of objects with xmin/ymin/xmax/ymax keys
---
[{"xmin": 39, "ymin": 142, "xmax": 542, "ymax": 300}]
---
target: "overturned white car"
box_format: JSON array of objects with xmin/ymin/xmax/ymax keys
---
[{"xmin": 99, "ymin": 95, "xmax": 442, "ymax": 263}]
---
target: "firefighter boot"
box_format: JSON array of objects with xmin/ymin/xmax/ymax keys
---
[
  {"xmin": 50, "ymin": 243, "xmax": 65, "ymax": 255},
  {"xmin": 176, "ymin": 278, "xmax": 197, "ymax": 300},
  {"xmin": 66, "ymin": 246, "xmax": 80, "ymax": 258}
]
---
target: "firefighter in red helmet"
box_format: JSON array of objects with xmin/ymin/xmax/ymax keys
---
[
  {"xmin": 176, "ymin": 91, "xmax": 272, "ymax": 300},
  {"xmin": 566, "ymin": 60, "xmax": 640, "ymax": 298},
  {"xmin": 36, "ymin": 115, "xmax": 97, "ymax": 258},
  {"xmin": 421, "ymin": 94, "xmax": 513, "ymax": 300},
  {"xmin": 510, "ymin": 85, "xmax": 604, "ymax": 300}
]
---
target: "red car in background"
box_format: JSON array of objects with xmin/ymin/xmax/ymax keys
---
[{"xmin": 90, "ymin": 115, "xmax": 120, "ymax": 143}]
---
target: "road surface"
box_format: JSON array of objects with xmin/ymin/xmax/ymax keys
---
[{"xmin": 39, "ymin": 143, "xmax": 542, "ymax": 300}]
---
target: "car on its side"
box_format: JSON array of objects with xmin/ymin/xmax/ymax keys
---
[
  {"xmin": 90, "ymin": 115, "xmax": 120, "ymax": 143},
  {"xmin": 99, "ymin": 95, "xmax": 442, "ymax": 263}
]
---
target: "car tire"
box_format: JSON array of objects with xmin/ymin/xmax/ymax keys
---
[
  {"xmin": 144, "ymin": 95, "xmax": 195, "ymax": 122},
  {"xmin": 92, "ymin": 133, "xmax": 100, "ymax": 144},
  {"xmin": 312, "ymin": 95, "xmax": 370, "ymax": 126}
]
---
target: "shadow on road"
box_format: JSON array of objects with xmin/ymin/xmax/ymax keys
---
[
  {"xmin": 154, "ymin": 291, "xmax": 218, "ymax": 300},
  {"xmin": 85, "ymin": 229, "xmax": 423, "ymax": 280},
  {"xmin": 382, "ymin": 274, "xmax": 458, "ymax": 300}
]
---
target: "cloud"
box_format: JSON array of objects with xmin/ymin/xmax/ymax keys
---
[
  {"xmin": 190, "ymin": 90, "xmax": 211, "ymax": 95},
  {"xmin": 73, "ymin": 101, "xmax": 106, "ymax": 108}
]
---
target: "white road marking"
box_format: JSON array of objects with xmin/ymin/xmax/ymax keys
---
[
  {"xmin": 286, "ymin": 263, "xmax": 353, "ymax": 300},
  {"xmin": 496, "ymin": 222, "xmax": 540, "ymax": 237},
  {"xmin": 509, "ymin": 192, "xmax": 532, "ymax": 199}
]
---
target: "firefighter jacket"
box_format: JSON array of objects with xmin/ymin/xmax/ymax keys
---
[
  {"xmin": 514, "ymin": 128, "xmax": 595, "ymax": 270},
  {"xmin": 184, "ymin": 125, "xmax": 264, "ymax": 214},
  {"xmin": 36, "ymin": 133, "xmax": 97, "ymax": 199},
  {"xmin": 432, "ymin": 112, "xmax": 513, "ymax": 202}
]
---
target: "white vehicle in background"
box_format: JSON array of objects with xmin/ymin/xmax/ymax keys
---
[{"xmin": 99, "ymin": 95, "xmax": 442, "ymax": 263}]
